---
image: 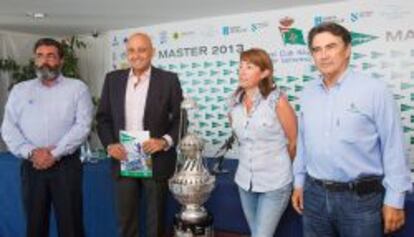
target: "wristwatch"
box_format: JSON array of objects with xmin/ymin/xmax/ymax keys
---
[{"xmin": 160, "ymin": 137, "xmax": 169, "ymax": 149}]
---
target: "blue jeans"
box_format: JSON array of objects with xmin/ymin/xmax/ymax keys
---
[
  {"xmin": 303, "ymin": 177, "xmax": 384, "ymax": 237},
  {"xmin": 238, "ymin": 183, "xmax": 292, "ymax": 237}
]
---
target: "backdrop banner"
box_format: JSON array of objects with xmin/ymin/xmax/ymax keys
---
[{"xmin": 109, "ymin": 0, "xmax": 414, "ymax": 167}]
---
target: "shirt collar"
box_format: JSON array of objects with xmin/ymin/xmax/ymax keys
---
[
  {"xmin": 37, "ymin": 74, "xmax": 64, "ymax": 87},
  {"xmin": 128, "ymin": 67, "xmax": 151, "ymax": 82},
  {"xmin": 317, "ymin": 68, "xmax": 351, "ymax": 90}
]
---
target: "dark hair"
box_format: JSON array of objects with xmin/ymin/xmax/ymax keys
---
[
  {"xmin": 33, "ymin": 38, "xmax": 64, "ymax": 58},
  {"xmin": 235, "ymin": 48, "xmax": 275, "ymax": 99},
  {"xmin": 307, "ymin": 22, "xmax": 351, "ymax": 50}
]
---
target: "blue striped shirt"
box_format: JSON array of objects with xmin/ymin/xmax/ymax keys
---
[
  {"xmin": 293, "ymin": 70, "xmax": 412, "ymax": 208},
  {"xmin": 1, "ymin": 75, "xmax": 93, "ymax": 160}
]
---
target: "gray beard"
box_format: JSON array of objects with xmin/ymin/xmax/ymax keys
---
[{"xmin": 35, "ymin": 66, "xmax": 61, "ymax": 81}]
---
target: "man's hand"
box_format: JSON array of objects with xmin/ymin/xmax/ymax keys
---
[
  {"xmin": 31, "ymin": 148, "xmax": 55, "ymax": 170},
  {"xmin": 107, "ymin": 143, "xmax": 127, "ymax": 160},
  {"xmin": 142, "ymin": 138, "xmax": 167, "ymax": 154},
  {"xmin": 291, "ymin": 188, "xmax": 304, "ymax": 214},
  {"xmin": 383, "ymin": 204, "xmax": 405, "ymax": 234}
]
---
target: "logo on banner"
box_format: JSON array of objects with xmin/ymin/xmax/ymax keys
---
[
  {"xmin": 172, "ymin": 31, "xmax": 196, "ymax": 40},
  {"xmin": 351, "ymin": 32, "xmax": 378, "ymax": 46},
  {"xmin": 112, "ymin": 36, "xmax": 120, "ymax": 46},
  {"xmin": 381, "ymin": 5, "xmax": 412, "ymax": 20},
  {"xmin": 314, "ymin": 15, "xmax": 345, "ymax": 26},
  {"xmin": 159, "ymin": 31, "xmax": 168, "ymax": 44},
  {"xmin": 278, "ymin": 17, "xmax": 306, "ymax": 45},
  {"xmin": 350, "ymin": 11, "xmax": 374, "ymax": 22},
  {"xmin": 222, "ymin": 25, "xmax": 248, "ymax": 36},
  {"xmin": 251, "ymin": 22, "xmax": 269, "ymax": 32},
  {"xmin": 386, "ymin": 30, "xmax": 414, "ymax": 42}
]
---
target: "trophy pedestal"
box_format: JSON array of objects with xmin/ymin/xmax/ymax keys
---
[{"xmin": 173, "ymin": 213, "xmax": 213, "ymax": 237}]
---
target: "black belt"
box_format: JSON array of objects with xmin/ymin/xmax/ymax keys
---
[{"xmin": 308, "ymin": 175, "xmax": 384, "ymax": 196}]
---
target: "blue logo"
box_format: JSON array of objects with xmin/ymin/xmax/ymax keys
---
[
  {"xmin": 222, "ymin": 26, "xmax": 230, "ymax": 36},
  {"xmin": 314, "ymin": 16, "xmax": 323, "ymax": 26},
  {"xmin": 112, "ymin": 36, "xmax": 119, "ymax": 46},
  {"xmin": 159, "ymin": 31, "xmax": 168, "ymax": 44}
]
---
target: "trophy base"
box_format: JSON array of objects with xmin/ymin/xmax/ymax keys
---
[{"xmin": 173, "ymin": 213, "xmax": 213, "ymax": 237}]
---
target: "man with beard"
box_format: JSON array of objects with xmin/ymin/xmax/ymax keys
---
[
  {"xmin": 1, "ymin": 38, "xmax": 93, "ymax": 237},
  {"xmin": 96, "ymin": 33, "xmax": 183, "ymax": 237}
]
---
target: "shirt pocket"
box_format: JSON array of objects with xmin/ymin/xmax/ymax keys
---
[{"xmin": 337, "ymin": 110, "xmax": 371, "ymax": 142}]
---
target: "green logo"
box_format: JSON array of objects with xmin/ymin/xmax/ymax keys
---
[
  {"xmin": 370, "ymin": 51, "xmax": 384, "ymax": 59},
  {"xmin": 192, "ymin": 62, "xmax": 200, "ymax": 68},
  {"xmin": 210, "ymin": 87, "xmax": 220, "ymax": 93},
  {"xmin": 198, "ymin": 104, "xmax": 207, "ymax": 110},
  {"xmin": 279, "ymin": 17, "xmax": 305, "ymax": 45},
  {"xmin": 217, "ymin": 79, "xmax": 225, "ymax": 85},
  {"xmin": 371, "ymin": 73, "xmax": 384, "ymax": 79},
  {"xmin": 204, "ymin": 79, "xmax": 213, "ymax": 85},
  {"xmin": 351, "ymin": 31, "xmax": 378, "ymax": 46},
  {"xmin": 401, "ymin": 83, "xmax": 414, "ymax": 90},
  {"xmin": 288, "ymin": 95, "xmax": 298, "ymax": 102},
  {"xmin": 294, "ymin": 85, "xmax": 303, "ymax": 92},
  {"xmin": 229, "ymin": 60, "xmax": 238, "ymax": 67},
  {"xmin": 362, "ymin": 62, "xmax": 375, "ymax": 70},
  {"xmin": 403, "ymin": 126, "xmax": 414, "ymax": 133},
  {"xmin": 216, "ymin": 61, "xmax": 226, "ymax": 67},
  {"xmin": 287, "ymin": 76, "xmax": 299, "ymax": 83},
  {"xmin": 303, "ymin": 75, "xmax": 315, "ymax": 82},
  {"xmin": 352, "ymin": 52, "xmax": 366, "ymax": 60},
  {"xmin": 211, "ymin": 104, "xmax": 220, "ymax": 111},
  {"xmin": 401, "ymin": 104, "xmax": 414, "ymax": 111}
]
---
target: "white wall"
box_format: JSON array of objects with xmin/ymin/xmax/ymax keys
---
[{"xmin": 0, "ymin": 31, "xmax": 44, "ymax": 151}]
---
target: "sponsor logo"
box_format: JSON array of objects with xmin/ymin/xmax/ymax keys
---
[
  {"xmin": 222, "ymin": 25, "xmax": 248, "ymax": 36},
  {"xmin": 385, "ymin": 30, "xmax": 414, "ymax": 42},
  {"xmin": 278, "ymin": 17, "xmax": 306, "ymax": 45},
  {"xmin": 351, "ymin": 32, "xmax": 378, "ymax": 46},
  {"xmin": 172, "ymin": 31, "xmax": 196, "ymax": 40},
  {"xmin": 273, "ymin": 48, "xmax": 311, "ymax": 64},
  {"xmin": 314, "ymin": 15, "xmax": 345, "ymax": 26},
  {"xmin": 350, "ymin": 11, "xmax": 374, "ymax": 22},
  {"xmin": 112, "ymin": 36, "xmax": 119, "ymax": 46},
  {"xmin": 159, "ymin": 31, "xmax": 168, "ymax": 44},
  {"xmin": 381, "ymin": 5, "xmax": 411, "ymax": 20},
  {"xmin": 251, "ymin": 22, "xmax": 269, "ymax": 32}
]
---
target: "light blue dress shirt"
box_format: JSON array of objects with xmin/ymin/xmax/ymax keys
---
[
  {"xmin": 1, "ymin": 75, "xmax": 93, "ymax": 160},
  {"xmin": 230, "ymin": 89, "xmax": 292, "ymax": 192},
  {"xmin": 293, "ymin": 70, "xmax": 412, "ymax": 208}
]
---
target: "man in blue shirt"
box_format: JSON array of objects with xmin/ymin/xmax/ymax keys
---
[
  {"xmin": 292, "ymin": 22, "xmax": 412, "ymax": 236},
  {"xmin": 1, "ymin": 38, "xmax": 93, "ymax": 237}
]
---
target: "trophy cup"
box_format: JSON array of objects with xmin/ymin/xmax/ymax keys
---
[{"xmin": 169, "ymin": 98, "xmax": 216, "ymax": 236}]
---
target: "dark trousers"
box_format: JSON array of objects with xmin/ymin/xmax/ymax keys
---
[
  {"xmin": 21, "ymin": 153, "xmax": 84, "ymax": 237},
  {"xmin": 114, "ymin": 177, "xmax": 168, "ymax": 237},
  {"xmin": 302, "ymin": 176, "xmax": 384, "ymax": 237}
]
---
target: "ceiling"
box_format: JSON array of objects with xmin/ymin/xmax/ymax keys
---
[{"xmin": 0, "ymin": 0, "xmax": 342, "ymax": 36}]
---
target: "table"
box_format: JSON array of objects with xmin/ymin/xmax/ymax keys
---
[{"xmin": 0, "ymin": 152, "xmax": 413, "ymax": 236}]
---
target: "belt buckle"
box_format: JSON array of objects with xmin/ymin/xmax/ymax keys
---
[
  {"xmin": 348, "ymin": 182, "xmax": 355, "ymax": 191},
  {"xmin": 323, "ymin": 181, "xmax": 339, "ymax": 191}
]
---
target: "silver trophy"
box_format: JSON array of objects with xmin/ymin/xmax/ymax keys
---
[{"xmin": 169, "ymin": 98, "xmax": 215, "ymax": 236}]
